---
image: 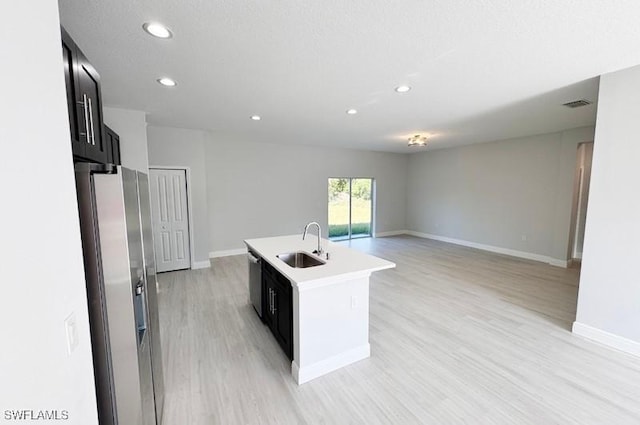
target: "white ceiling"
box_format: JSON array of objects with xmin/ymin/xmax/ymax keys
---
[{"xmin": 58, "ymin": 1, "xmax": 640, "ymax": 153}]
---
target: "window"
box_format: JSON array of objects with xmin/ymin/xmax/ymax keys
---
[{"xmin": 328, "ymin": 178, "xmax": 374, "ymax": 240}]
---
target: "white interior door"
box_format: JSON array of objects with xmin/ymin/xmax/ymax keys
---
[{"xmin": 149, "ymin": 169, "xmax": 191, "ymax": 272}]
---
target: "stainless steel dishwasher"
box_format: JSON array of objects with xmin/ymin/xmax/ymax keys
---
[{"xmin": 248, "ymin": 250, "xmax": 262, "ymax": 318}]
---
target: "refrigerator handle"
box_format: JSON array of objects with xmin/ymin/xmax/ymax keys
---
[{"xmin": 134, "ymin": 277, "xmax": 148, "ymax": 341}]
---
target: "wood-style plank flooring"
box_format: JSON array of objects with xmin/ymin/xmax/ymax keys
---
[{"xmin": 157, "ymin": 236, "xmax": 640, "ymax": 425}]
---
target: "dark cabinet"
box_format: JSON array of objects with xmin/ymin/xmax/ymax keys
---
[
  {"xmin": 61, "ymin": 26, "xmax": 108, "ymax": 164},
  {"xmin": 274, "ymin": 279, "xmax": 293, "ymax": 357},
  {"xmin": 262, "ymin": 261, "xmax": 293, "ymax": 359},
  {"xmin": 76, "ymin": 50, "xmax": 107, "ymax": 163},
  {"xmin": 263, "ymin": 275, "xmax": 277, "ymax": 326},
  {"xmin": 105, "ymin": 125, "xmax": 121, "ymax": 165},
  {"xmin": 61, "ymin": 28, "xmax": 83, "ymax": 157}
]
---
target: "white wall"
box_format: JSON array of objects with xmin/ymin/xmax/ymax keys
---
[
  {"xmin": 574, "ymin": 64, "xmax": 640, "ymax": 355},
  {"xmin": 0, "ymin": 2, "xmax": 98, "ymax": 423},
  {"xmin": 103, "ymin": 107, "xmax": 149, "ymax": 173},
  {"xmin": 205, "ymin": 138, "xmax": 409, "ymax": 254},
  {"xmin": 406, "ymin": 126, "xmax": 595, "ymax": 264},
  {"xmin": 147, "ymin": 128, "xmax": 408, "ymax": 257},
  {"xmin": 147, "ymin": 126, "xmax": 211, "ymax": 265}
]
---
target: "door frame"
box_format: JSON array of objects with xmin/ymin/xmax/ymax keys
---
[
  {"xmin": 327, "ymin": 177, "xmax": 375, "ymax": 240},
  {"xmin": 148, "ymin": 165, "xmax": 197, "ymax": 270},
  {"xmin": 566, "ymin": 141, "xmax": 594, "ymax": 264}
]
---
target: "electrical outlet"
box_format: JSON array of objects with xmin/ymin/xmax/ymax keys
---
[
  {"xmin": 64, "ymin": 313, "xmax": 78, "ymax": 355},
  {"xmin": 521, "ymin": 234, "xmax": 527, "ymax": 241}
]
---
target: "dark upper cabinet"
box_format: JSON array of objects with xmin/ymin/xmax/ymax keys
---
[
  {"xmin": 61, "ymin": 28, "xmax": 84, "ymax": 157},
  {"xmin": 76, "ymin": 50, "xmax": 107, "ymax": 163},
  {"xmin": 61, "ymin": 26, "xmax": 108, "ymax": 164},
  {"xmin": 105, "ymin": 125, "xmax": 121, "ymax": 166},
  {"xmin": 262, "ymin": 261, "xmax": 293, "ymax": 360}
]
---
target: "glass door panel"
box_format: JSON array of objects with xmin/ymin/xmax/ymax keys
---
[
  {"xmin": 328, "ymin": 178, "xmax": 373, "ymax": 240},
  {"xmin": 328, "ymin": 178, "xmax": 350, "ymax": 240},
  {"xmin": 351, "ymin": 178, "xmax": 372, "ymax": 239}
]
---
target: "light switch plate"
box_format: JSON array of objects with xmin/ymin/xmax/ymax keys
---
[{"xmin": 64, "ymin": 312, "xmax": 78, "ymax": 355}]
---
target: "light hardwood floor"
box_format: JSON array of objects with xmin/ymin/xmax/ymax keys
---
[{"xmin": 157, "ymin": 236, "xmax": 640, "ymax": 425}]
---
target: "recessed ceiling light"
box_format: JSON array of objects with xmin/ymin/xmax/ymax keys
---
[
  {"xmin": 157, "ymin": 77, "xmax": 177, "ymax": 87},
  {"xmin": 346, "ymin": 109, "xmax": 358, "ymax": 115},
  {"xmin": 143, "ymin": 22, "xmax": 173, "ymax": 39},
  {"xmin": 250, "ymin": 115, "xmax": 261, "ymax": 121},
  {"xmin": 395, "ymin": 85, "xmax": 411, "ymax": 93}
]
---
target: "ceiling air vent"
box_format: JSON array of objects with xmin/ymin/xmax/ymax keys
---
[{"xmin": 563, "ymin": 99, "xmax": 592, "ymax": 108}]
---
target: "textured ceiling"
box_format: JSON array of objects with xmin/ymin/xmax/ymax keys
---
[{"xmin": 58, "ymin": 1, "xmax": 640, "ymax": 152}]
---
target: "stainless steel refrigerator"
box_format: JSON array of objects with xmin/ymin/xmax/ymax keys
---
[{"xmin": 75, "ymin": 163, "xmax": 164, "ymax": 425}]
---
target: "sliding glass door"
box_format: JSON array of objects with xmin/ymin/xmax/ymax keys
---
[{"xmin": 328, "ymin": 178, "xmax": 373, "ymax": 240}]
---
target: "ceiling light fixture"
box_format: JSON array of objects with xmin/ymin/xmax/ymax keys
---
[
  {"xmin": 143, "ymin": 22, "xmax": 173, "ymax": 39},
  {"xmin": 346, "ymin": 109, "xmax": 358, "ymax": 115},
  {"xmin": 395, "ymin": 85, "xmax": 411, "ymax": 93},
  {"xmin": 157, "ymin": 77, "xmax": 177, "ymax": 87},
  {"xmin": 250, "ymin": 115, "xmax": 261, "ymax": 121},
  {"xmin": 408, "ymin": 134, "xmax": 428, "ymax": 147}
]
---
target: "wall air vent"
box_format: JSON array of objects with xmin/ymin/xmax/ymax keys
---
[{"xmin": 563, "ymin": 99, "xmax": 592, "ymax": 108}]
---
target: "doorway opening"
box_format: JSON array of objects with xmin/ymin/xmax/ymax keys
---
[
  {"xmin": 568, "ymin": 142, "xmax": 594, "ymax": 263},
  {"xmin": 328, "ymin": 178, "xmax": 374, "ymax": 241}
]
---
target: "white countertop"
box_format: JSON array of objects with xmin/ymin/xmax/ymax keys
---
[{"xmin": 244, "ymin": 235, "xmax": 395, "ymax": 287}]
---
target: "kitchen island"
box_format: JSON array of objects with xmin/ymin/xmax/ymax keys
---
[{"xmin": 244, "ymin": 234, "xmax": 395, "ymax": 384}]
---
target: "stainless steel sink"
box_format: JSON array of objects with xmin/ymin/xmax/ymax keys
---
[{"xmin": 277, "ymin": 251, "xmax": 326, "ymax": 268}]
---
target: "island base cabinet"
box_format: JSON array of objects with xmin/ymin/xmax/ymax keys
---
[
  {"xmin": 262, "ymin": 261, "xmax": 293, "ymax": 360},
  {"xmin": 244, "ymin": 234, "xmax": 395, "ymax": 385},
  {"xmin": 274, "ymin": 281, "xmax": 293, "ymax": 357},
  {"xmin": 292, "ymin": 276, "xmax": 371, "ymax": 385}
]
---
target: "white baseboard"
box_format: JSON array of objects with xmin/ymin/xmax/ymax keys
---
[
  {"xmin": 209, "ymin": 247, "xmax": 247, "ymax": 258},
  {"xmin": 406, "ymin": 230, "xmax": 568, "ymax": 268},
  {"xmin": 292, "ymin": 343, "xmax": 370, "ymax": 385},
  {"xmin": 572, "ymin": 321, "xmax": 640, "ymax": 357},
  {"xmin": 548, "ymin": 258, "xmax": 569, "ymax": 268},
  {"xmin": 374, "ymin": 230, "xmax": 408, "ymax": 238},
  {"xmin": 191, "ymin": 260, "xmax": 211, "ymax": 270}
]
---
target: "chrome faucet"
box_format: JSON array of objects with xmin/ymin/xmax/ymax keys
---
[{"xmin": 303, "ymin": 221, "xmax": 323, "ymax": 256}]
